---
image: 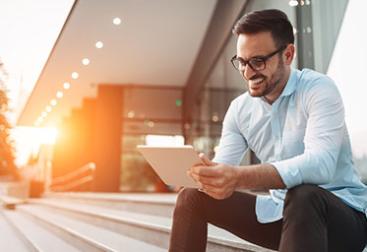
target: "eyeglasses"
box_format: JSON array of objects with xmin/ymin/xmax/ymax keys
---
[{"xmin": 230, "ymin": 45, "xmax": 287, "ymax": 72}]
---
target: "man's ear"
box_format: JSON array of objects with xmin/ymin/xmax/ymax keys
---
[{"xmin": 284, "ymin": 44, "xmax": 295, "ymax": 65}]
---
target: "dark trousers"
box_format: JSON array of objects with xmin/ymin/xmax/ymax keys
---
[{"xmin": 169, "ymin": 184, "xmax": 367, "ymax": 252}]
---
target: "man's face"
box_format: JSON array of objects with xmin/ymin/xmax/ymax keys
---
[{"xmin": 236, "ymin": 32, "xmax": 290, "ymax": 102}]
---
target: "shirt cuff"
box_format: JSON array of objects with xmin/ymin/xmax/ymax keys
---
[{"xmin": 271, "ymin": 160, "xmax": 303, "ymax": 188}]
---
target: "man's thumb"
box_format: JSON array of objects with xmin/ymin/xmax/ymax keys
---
[{"xmin": 199, "ymin": 153, "xmax": 215, "ymax": 166}]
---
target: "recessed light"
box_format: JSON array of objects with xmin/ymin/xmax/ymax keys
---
[
  {"xmin": 289, "ymin": 0, "xmax": 298, "ymax": 6},
  {"xmin": 147, "ymin": 121, "xmax": 155, "ymax": 128},
  {"xmin": 82, "ymin": 58, "xmax": 90, "ymax": 65},
  {"xmin": 113, "ymin": 17, "xmax": 121, "ymax": 25},
  {"xmin": 63, "ymin": 82, "xmax": 71, "ymax": 90},
  {"xmin": 46, "ymin": 106, "xmax": 52, "ymax": 112},
  {"xmin": 56, "ymin": 91, "xmax": 64, "ymax": 98},
  {"xmin": 127, "ymin": 111, "xmax": 135, "ymax": 118},
  {"xmin": 50, "ymin": 99, "xmax": 57, "ymax": 106},
  {"xmin": 41, "ymin": 111, "xmax": 48, "ymax": 117},
  {"xmin": 71, "ymin": 72, "xmax": 79, "ymax": 79},
  {"xmin": 95, "ymin": 41, "xmax": 104, "ymax": 49}
]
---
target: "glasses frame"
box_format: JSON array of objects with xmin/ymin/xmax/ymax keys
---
[{"xmin": 230, "ymin": 45, "xmax": 287, "ymax": 72}]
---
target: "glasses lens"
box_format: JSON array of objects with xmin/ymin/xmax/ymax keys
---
[
  {"xmin": 249, "ymin": 58, "xmax": 265, "ymax": 71},
  {"xmin": 232, "ymin": 58, "xmax": 243, "ymax": 70}
]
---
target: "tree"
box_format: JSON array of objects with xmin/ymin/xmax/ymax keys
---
[{"xmin": 0, "ymin": 58, "xmax": 18, "ymax": 180}]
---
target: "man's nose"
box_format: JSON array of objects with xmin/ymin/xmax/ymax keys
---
[{"xmin": 241, "ymin": 64, "xmax": 256, "ymax": 81}]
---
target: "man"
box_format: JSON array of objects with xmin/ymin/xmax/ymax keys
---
[{"xmin": 169, "ymin": 9, "xmax": 367, "ymax": 252}]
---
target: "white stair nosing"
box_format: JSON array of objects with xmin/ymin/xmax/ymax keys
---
[
  {"xmin": 2, "ymin": 211, "xmax": 45, "ymax": 252},
  {"xmin": 2, "ymin": 209, "xmax": 80, "ymax": 252},
  {"xmin": 31, "ymin": 198, "xmax": 271, "ymax": 252},
  {"xmin": 32, "ymin": 198, "xmax": 171, "ymax": 233},
  {"xmin": 44, "ymin": 192, "xmax": 177, "ymax": 205},
  {"xmin": 18, "ymin": 204, "xmax": 166, "ymax": 252},
  {"xmin": 18, "ymin": 206, "xmax": 116, "ymax": 252},
  {"xmin": 0, "ymin": 210, "xmax": 35, "ymax": 252}
]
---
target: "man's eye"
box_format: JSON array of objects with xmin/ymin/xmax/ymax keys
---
[{"xmin": 250, "ymin": 58, "xmax": 264, "ymax": 67}]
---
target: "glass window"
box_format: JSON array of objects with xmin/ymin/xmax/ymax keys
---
[
  {"xmin": 188, "ymin": 1, "xmax": 296, "ymax": 164},
  {"xmin": 326, "ymin": 0, "xmax": 367, "ymax": 182}
]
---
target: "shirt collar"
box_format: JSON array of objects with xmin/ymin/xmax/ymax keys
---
[
  {"xmin": 280, "ymin": 68, "xmax": 298, "ymax": 97},
  {"xmin": 258, "ymin": 68, "xmax": 298, "ymax": 105}
]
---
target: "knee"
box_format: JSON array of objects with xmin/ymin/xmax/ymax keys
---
[
  {"xmin": 284, "ymin": 184, "xmax": 327, "ymax": 215},
  {"xmin": 174, "ymin": 188, "xmax": 203, "ymax": 213}
]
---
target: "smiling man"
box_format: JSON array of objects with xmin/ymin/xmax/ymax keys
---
[{"xmin": 169, "ymin": 9, "xmax": 367, "ymax": 252}]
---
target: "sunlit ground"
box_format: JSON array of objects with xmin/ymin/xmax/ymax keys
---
[{"xmin": 11, "ymin": 126, "xmax": 59, "ymax": 166}]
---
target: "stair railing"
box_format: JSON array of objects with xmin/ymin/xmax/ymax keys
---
[{"xmin": 50, "ymin": 162, "xmax": 96, "ymax": 192}]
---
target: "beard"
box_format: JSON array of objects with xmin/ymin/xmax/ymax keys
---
[{"xmin": 246, "ymin": 57, "xmax": 286, "ymax": 99}]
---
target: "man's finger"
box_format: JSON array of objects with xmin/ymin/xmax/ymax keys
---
[
  {"xmin": 197, "ymin": 176, "xmax": 223, "ymax": 187},
  {"xmin": 191, "ymin": 166, "xmax": 220, "ymax": 177},
  {"xmin": 201, "ymin": 183, "xmax": 222, "ymax": 192},
  {"xmin": 200, "ymin": 188, "xmax": 224, "ymax": 200},
  {"xmin": 199, "ymin": 153, "xmax": 216, "ymax": 166}
]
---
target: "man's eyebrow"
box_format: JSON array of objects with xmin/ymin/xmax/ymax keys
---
[{"xmin": 238, "ymin": 54, "xmax": 266, "ymax": 61}]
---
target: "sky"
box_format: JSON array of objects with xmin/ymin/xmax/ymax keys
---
[{"xmin": 0, "ymin": 0, "xmax": 74, "ymax": 165}]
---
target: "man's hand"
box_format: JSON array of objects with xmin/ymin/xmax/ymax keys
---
[{"xmin": 187, "ymin": 153, "xmax": 239, "ymax": 200}]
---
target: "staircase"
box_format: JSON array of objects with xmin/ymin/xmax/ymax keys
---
[{"xmin": 0, "ymin": 192, "xmax": 275, "ymax": 252}]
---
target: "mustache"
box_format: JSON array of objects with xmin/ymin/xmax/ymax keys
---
[{"xmin": 249, "ymin": 75, "xmax": 265, "ymax": 81}]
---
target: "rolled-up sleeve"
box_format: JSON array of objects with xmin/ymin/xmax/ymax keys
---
[
  {"xmin": 213, "ymin": 100, "xmax": 248, "ymax": 166},
  {"xmin": 272, "ymin": 79, "xmax": 345, "ymax": 188}
]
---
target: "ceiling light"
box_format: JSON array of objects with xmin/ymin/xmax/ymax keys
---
[
  {"xmin": 127, "ymin": 110, "xmax": 135, "ymax": 118},
  {"xmin": 63, "ymin": 82, "xmax": 71, "ymax": 90},
  {"xmin": 56, "ymin": 91, "xmax": 64, "ymax": 98},
  {"xmin": 50, "ymin": 99, "xmax": 57, "ymax": 106},
  {"xmin": 289, "ymin": 0, "xmax": 298, "ymax": 6},
  {"xmin": 147, "ymin": 121, "xmax": 155, "ymax": 128},
  {"xmin": 82, "ymin": 58, "xmax": 90, "ymax": 65},
  {"xmin": 113, "ymin": 17, "xmax": 121, "ymax": 25},
  {"xmin": 41, "ymin": 111, "xmax": 48, "ymax": 117},
  {"xmin": 95, "ymin": 41, "xmax": 104, "ymax": 49},
  {"xmin": 71, "ymin": 72, "xmax": 79, "ymax": 79},
  {"xmin": 46, "ymin": 106, "xmax": 52, "ymax": 112}
]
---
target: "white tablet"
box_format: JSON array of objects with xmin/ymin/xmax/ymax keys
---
[{"xmin": 137, "ymin": 145, "xmax": 202, "ymax": 188}]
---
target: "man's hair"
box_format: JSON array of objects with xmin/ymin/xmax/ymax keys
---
[{"xmin": 232, "ymin": 9, "xmax": 294, "ymax": 47}]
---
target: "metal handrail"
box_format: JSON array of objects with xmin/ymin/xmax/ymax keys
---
[
  {"xmin": 51, "ymin": 175, "xmax": 94, "ymax": 192},
  {"xmin": 50, "ymin": 162, "xmax": 96, "ymax": 192}
]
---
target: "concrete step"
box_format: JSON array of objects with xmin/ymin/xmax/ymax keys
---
[
  {"xmin": 44, "ymin": 192, "xmax": 176, "ymax": 217},
  {"xmin": 17, "ymin": 204, "xmax": 166, "ymax": 252},
  {"xmin": 31, "ymin": 198, "xmax": 274, "ymax": 252},
  {"xmin": 2, "ymin": 208, "xmax": 80, "ymax": 252},
  {"xmin": 0, "ymin": 195, "xmax": 27, "ymax": 210},
  {"xmin": 0, "ymin": 210, "xmax": 30, "ymax": 252}
]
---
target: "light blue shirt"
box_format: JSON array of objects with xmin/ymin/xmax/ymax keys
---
[{"xmin": 213, "ymin": 68, "xmax": 367, "ymax": 223}]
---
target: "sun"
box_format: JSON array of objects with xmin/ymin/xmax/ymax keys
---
[{"xmin": 11, "ymin": 126, "xmax": 59, "ymax": 165}]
